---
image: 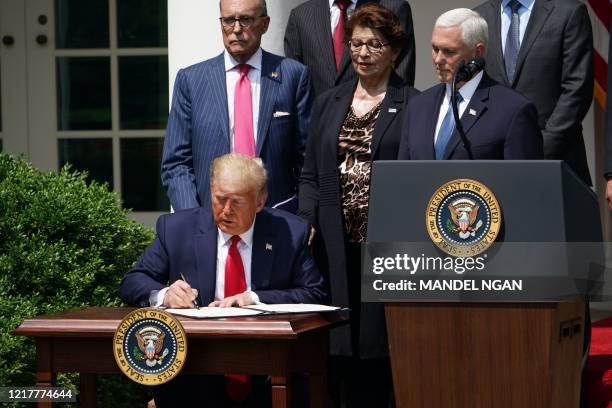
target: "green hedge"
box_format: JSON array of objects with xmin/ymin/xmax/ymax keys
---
[{"xmin": 0, "ymin": 153, "xmax": 155, "ymax": 406}]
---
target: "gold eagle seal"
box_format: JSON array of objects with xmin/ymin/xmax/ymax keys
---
[
  {"xmin": 426, "ymin": 179, "xmax": 502, "ymax": 256},
  {"xmin": 113, "ymin": 308, "xmax": 187, "ymax": 385}
]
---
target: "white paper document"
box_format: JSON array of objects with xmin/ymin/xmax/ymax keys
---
[
  {"xmin": 242, "ymin": 304, "xmax": 341, "ymax": 313},
  {"xmin": 166, "ymin": 304, "xmax": 341, "ymax": 318},
  {"xmin": 166, "ymin": 307, "xmax": 263, "ymax": 318}
]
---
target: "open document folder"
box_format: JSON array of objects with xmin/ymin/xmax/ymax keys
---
[{"xmin": 167, "ymin": 304, "xmax": 341, "ymax": 319}]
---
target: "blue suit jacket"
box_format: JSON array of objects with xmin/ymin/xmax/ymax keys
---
[
  {"xmin": 397, "ymin": 73, "xmax": 543, "ymax": 159},
  {"xmin": 119, "ymin": 207, "xmax": 327, "ymax": 307},
  {"xmin": 161, "ymin": 50, "xmax": 313, "ymax": 211}
]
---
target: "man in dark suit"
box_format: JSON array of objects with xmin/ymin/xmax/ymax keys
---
[
  {"xmin": 284, "ymin": 0, "xmax": 415, "ymax": 96},
  {"xmin": 121, "ymin": 154, "xmax": 325, "ymax": 407},
  {"xmin": 398, "ymin": 8, "xmax": 543, "ymax": 160},
  {"xmin": 474, "ymin": 0, "xmax": 593, "ymax": 183},
  {"xmin": 120, "ymin": 153, "xmax": 325, "ymax": 309},
  {"xmin": 162, "ymin": 0, "xmax": 313, "ymax": 213}
]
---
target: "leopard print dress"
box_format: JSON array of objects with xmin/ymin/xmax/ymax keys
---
[{"xmin": 338, "ymin": 101, "xmax": 382, "ymax": 243}]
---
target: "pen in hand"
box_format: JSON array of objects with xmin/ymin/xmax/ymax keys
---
[{"xmin": 180, "ymin": 272, "xmax": 199, "ymax": 308}]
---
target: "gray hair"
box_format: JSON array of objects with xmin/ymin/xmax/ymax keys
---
[
  {"xmin": 219, "ymin": 0, "xmax": 267, "ymax": 16},
  {"xmin": 434, "ymin": 8, "xmax": 488, "ymax": 48}
]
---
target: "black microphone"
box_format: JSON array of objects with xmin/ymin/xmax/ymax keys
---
[{"xmin": 455, "ymin": 57, "xmax": 485, "ymax": 83}]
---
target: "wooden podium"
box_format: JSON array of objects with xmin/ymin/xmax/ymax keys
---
[
  {"xmin": 385, "ymin": 300, "xmax": 584, "ymax": 408},
  {"xmin": 365, "ymin": 161, "xmax": 602, "ymax": 408}
]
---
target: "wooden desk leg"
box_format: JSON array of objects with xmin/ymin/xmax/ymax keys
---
[
  {"xmin": 271, "ymin": 375, "xmax": 291, "ymax": 408},
  {"xmin": 309, "ymin": 372, "xmax": 326, "ymax": 408},
  {"xmin": 35, "ymin": 338, "xmax": 55, "ymax": 408},
  {"xmin": 80, "ymin": 374, "xmax": 97, "ymax": 408}
]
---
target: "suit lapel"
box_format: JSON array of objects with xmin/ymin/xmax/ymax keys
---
[
  {"xmin": 326, "ymin": 83, "xmax": 355, "ymax": 157},
  {"xmin": 210, "ymin": 53, "xmax": 230, "ymax": 145},
  {"xmin": 250, "ymin": 212, "xmax": 275, "ymax": 291},
  {"xmin": 513, "ymin": 0, "xmax": 553, "ymax": 85},
  {"xmin": 371, "ymin": 75, "xmax": 404, "ymax": 158},
  {"xmin": 257, "ymin": 51, "xmax": 280, "ymax": 155},
  {"xmin": 193, "ymin": 210, "xmax": 218, "ymax": 304},
  {"xmin": 484, "ymin": 0, "xmax": 508, "ymax": 85},
  {"xmin": 314, "ymin": 0, "xmax": 337, "ymax": 81},
  {"xmin": 443, "ymin": 76, "xmax": 490, "ymax": 159}
]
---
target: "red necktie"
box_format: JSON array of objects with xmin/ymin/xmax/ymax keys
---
[
  {"xmin": 224, "ymin": 235, "xmax": 251, "ymax": 402},
  {"xmin": 333, "ymin": 0, "xmax": 351, "ymax": 70},
  {"xmin": 233, "ymin": 64, "xmax": 256, "ymax": 157}
]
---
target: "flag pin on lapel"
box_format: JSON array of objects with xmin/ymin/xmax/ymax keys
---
[
  {"xmin": 265, "ymin": 243, "xmax": 273, "ymax": 251},
  {"xmin": 469, "ymin": 109, "xmax": 477, "ymax": 116},
  {"xmin": 388, "ymin": 108, "xmax": 397, "ymax": 113},
  {"xmin": 270, "ymin": 72, "xmax": 279, "ymax": 79}
]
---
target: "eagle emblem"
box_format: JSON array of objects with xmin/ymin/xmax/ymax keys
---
[
  {"xmin": 447, "ymin": 199, "xmax": 483, "ymax": 239},
  {"xmin": 134, "ymin": 326, "xmax": 169, "ymax": 367}
]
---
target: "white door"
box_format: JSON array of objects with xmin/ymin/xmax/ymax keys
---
[{"xmin": 2, "ymin": 0, "xmax": 169, "ymax": 228}]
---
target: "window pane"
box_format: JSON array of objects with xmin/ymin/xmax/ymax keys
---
[
  {"xmin": 121, "ymin": 138, "xmax": 169, "ymax": 211},
  {"xmin": 117, "ymin": 0, "xmax": 167, "ymax": 48},
  {"xmin": 55, "ymin": 0, "xmax": 109, "ymax": 49},
  {"xmin": 119, "ymin": 56, "xmax": 168, "ymax": 130},
  {"xmin": 57, "ymin": 57, "xmax": 111, "ymax": 130},
  {"xmin": 59, "ymin": 138, "xmax": 113, "ymax": 188}
]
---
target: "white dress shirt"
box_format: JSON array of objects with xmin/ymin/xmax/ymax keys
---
[
  {"xmin": 328, "ymin": 0, "xmax": 357, "ymax": 32},
  {"xmin": 224, "ymin": 47, "xmax": 262, "ymax": 150},
  {"xmin": 434, "ymin": 70, "xmax": 484, "ymax": 143},
  {"xmin": 149, "ymin": 221, "xmax": 260, "ymax": 307},
  {"xmin": 500, "ymin": 0, "xmax": 534, "ymax": 53}
]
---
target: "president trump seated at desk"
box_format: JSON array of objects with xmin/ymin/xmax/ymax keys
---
[{"xmin": 119, "ymin": 153, "xmax": 327, "ymax": 407}]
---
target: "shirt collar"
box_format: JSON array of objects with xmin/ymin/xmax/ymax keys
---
[
  {"xmin": 218, "ymin": 219, "xmax": 255, "ymax": 248},
  {"xmin": 445, "ymin": 70, "xmax": 484, "ymax": 102},
  {"xmin": 329, "ymin": 0, "xmax": 357, "ymax": 8},
  {"xmin": 501, "ymin": 0, "xmax": 535, "ymax": 12},
  {"xmin": 224, "ymin": 47, "xmax": 263, "ymax": 73}
]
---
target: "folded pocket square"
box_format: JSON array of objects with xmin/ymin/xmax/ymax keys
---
[{"xmin": 273, "ymin": 111, "xmax": 290, "ymax": 118}]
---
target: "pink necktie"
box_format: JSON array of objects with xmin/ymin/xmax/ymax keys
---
[
  {"xmin": 333, "ymin": 0, "xmax": 350, "ymax": 70},
  {"xmin": 233, "ymin": 64, "xmax": 256, "ymax": 157}
]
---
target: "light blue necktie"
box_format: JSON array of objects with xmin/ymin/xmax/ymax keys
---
[
  {"xmin": 434, "ymin": 92, "xmax": 463, "ymax": 160},
  {"xmin": 504, "ymin": 0, "xmax": 521, "ymax": 82}
]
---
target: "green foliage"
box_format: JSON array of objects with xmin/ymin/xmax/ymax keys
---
[{"xmin": 0, "ymin": 153, "xmax": 155, "ymax": 406}]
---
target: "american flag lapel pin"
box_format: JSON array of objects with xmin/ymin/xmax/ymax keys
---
[
  {"xmin": 265, "ymin": 243, "xmax": 273, "ymax": 251},
  {"xmin": 469, "ymin": 109, "xmax": 477, "ymax": 116}
]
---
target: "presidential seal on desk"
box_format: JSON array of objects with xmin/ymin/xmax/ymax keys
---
[
  {"xmin": 426, "ymin": 178, "xmax": 502, "ymax": 257},
  {"xmin": 113, "ymin": 309, "xmax": 187, "ymax": 385}
]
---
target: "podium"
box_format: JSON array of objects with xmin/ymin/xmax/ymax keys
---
[{"xmin": 366, "ymin": 161, "xmax": 602, "ymax": 408}]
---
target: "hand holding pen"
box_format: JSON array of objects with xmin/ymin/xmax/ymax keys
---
[{"xmin": 162, "ymin": 274, "xmax": 199, "ymax": 308}]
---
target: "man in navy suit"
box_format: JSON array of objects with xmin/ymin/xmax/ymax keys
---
[
  {"xmin": 397, "ymin": 8, "xmax": 543, "ymax": 160},
  {"xmin": 162, "ymin": 0, "xmax": 313, "ymax": 213},
  {"xmin": 120, "ymin": 153, "xmax": 326, "ymax": 309},
  {"xmin": 122, "ymin": 155, "xmax": 325, "ymax": 406}
]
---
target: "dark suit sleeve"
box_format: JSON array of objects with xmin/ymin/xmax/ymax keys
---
[
  {"xmin": 254, "ymin": 225, "xmax": 327, "ymax": 305},
  {"xmin": 604, "ymin": 40, "xmax": 612, "ymax": 178},
  {"xmin": 294, "ymin": 66, "xmax": 314, "ymax": 180},
  {"xmin": 119, "ymin": 216, "xmax": 170, "ymax": 307},
  {"xmin": 542, "ymin": 3, "xmax": 593, "ymax": 158},
  {"xmin": 396, "ymin": 100, "xmax": 412, "ymax": 159},
  {"xmin": 298, "ymin": 96, "xmax": 323, "ymax": 226},
  {"xmin": 394, "ymin": 0, "xmax": 416, "ymax": 87},
  {"xmin": 284, "ymin": 9, "xmax": 303, "ymax": 63},
  {"xmin": 503, "ymin": 100, "xmax": 544, "ymax": 159},
  {"xmin": 161, "ymin": 69, "xmax": 200, "ymax": 210}
]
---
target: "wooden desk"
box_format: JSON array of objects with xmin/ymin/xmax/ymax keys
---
[{"xmin": 13, "ymin": 307, "xmax": 346, "ymax": 408}]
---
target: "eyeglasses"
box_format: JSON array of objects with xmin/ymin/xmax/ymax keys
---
[
  {"xmin": 219, "ymin": 15, "xmax": 265, "ymax": 29},
  {"xmin": 348, "ymin": 39, "xmax": 389, "ymax": 54}
]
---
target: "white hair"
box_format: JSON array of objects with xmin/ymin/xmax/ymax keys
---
[{"xmin": 434, "ymin": 8, "xmax": 488, "ymax": 48}]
